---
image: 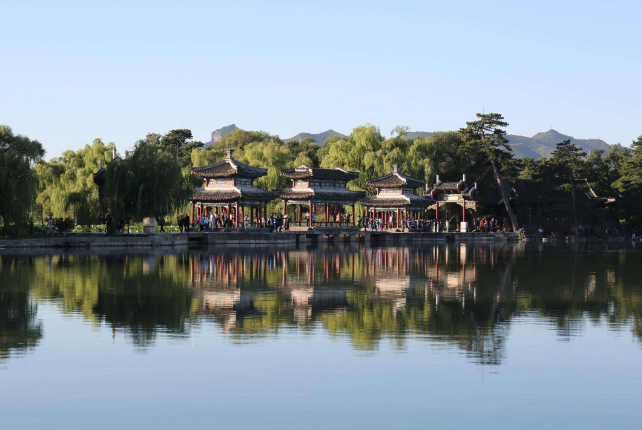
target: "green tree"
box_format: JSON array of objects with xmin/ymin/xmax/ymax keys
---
[
  {"xmin": 460, "ymin": 113, "xmax": 519, "ymax": 231},
  {"xmin": 319, "ymin": 124, "xmax": 385, "ymax": 193},
  {"xmin": 286, "ymin": 137, "xmax": 320, "ymax": 167},
  {"xmin": 34, "ymin": 138, "xmax": 115, "ymax": 225},
  {"xmin": 615, "ymin": 135, "xmax": 642, "ymax": 227},
  {"xmin": 105, "ymin": 140, "xmax": 192, "ymax": 224},
  {"xmin": 551, "ymin": 139, "xmax": 586, "ymax": 227},
  {"xmin": 0, "ymin": 125, "xmax": 45, "ymax": 234},
  {"xmin": 160, "ymin": 129, "xmax": 203, "ymax": 166}
]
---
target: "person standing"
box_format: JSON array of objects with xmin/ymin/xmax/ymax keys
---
[{"xmin": 46, "ymin": 217, "xmax": 54, "ymax": 236}]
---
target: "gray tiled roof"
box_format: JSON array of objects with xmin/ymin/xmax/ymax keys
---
[{"xmin": 280, "ymin": 165, "xmax": 359, "ymax": 181}]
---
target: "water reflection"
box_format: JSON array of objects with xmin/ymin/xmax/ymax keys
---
[
  {"xmin": 1, "ymin": 243, "xmax": 641, "ymax": 364},
  {"xmin": 0, "ymin": 256, "xmax": 42, "ymax": 360}
]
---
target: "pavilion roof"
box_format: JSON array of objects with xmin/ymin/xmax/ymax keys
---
[
  {"xmin": 191, "ymin": 149, "xmax": 267, "ymax": 179},
  {"xmin": 280, "ymin": 165, "xmax": 359, "ymax": 181},
  {"xmin": 365, "ymin": 165, "xmax": 426, "ymax": 189},
  {"xmin": 357, "ymin": 194, "xmax": 434, "ymax": 208},
  {"xmin": 191, "ymin": 186, "xmax": 278, "ymax": 202},
  {"xmin": 279, "ymin": 187, "xmax": 366, "ymax": 202},
  {"xmin": 432, "ymin": 181, "xmax": 461, "ymax": 191}
]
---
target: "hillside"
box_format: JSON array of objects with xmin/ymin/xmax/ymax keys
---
[
  {"xmin": 283, "ymin": 130, "xmax": 346, "ymax": 145},
  {"xmin": 207, "ymin": 124, "xmax": 610, "ymax": 158},
  {"xmin": 405, "ymin": 129, "xmax": 610, "ymax": 159},
  {"xmin": 506, "ymin": 129, "xmax": 610, "ymax": 158},
  {"xmin": 205, "ymin": 124, "xmax": 239, "ymax": 147},
  {"xmin": 405, "ymin": 131, "xmax": 433, "ymax": 140}
]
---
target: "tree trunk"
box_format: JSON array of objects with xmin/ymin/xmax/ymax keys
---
[
  {"xmin": 570, "ymin": 173, "xmax": 578, "ymax": 229},
  {"xmin": 491, "ymin": 159, "xmax": 519, "ymax": 232}
]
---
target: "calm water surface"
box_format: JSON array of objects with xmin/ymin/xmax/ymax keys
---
[{"xmin": 1, "ymin": 243, "xmax": 641, "ymax": 429}]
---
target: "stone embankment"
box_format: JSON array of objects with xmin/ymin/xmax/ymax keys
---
[
  {"xmin": 0, "ymin": 234, "xmax": 187, "ymax": 249},
  {"xmin": 0, "ymin": 229, "xmax": 518, "ymax": 249}
]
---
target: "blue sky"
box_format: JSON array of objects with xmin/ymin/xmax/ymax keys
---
[{"xmin": 2, "ymin": 0, "xmax": 641, "ymax": 158}]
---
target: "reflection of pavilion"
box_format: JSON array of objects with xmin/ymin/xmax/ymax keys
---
[
  {"xmin": 427, "ymin": 244, "xmax": 477, "ymax": 304},
  {"xmin": 375, "ymin": 277, "xmax": 411, "ymax": 314}
]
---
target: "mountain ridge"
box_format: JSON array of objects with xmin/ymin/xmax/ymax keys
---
[
  {"xmin": 282, "ymin": 130, "xmax": 346, "ymax": 145},
  {"xmin": 206, "ymin": 125, "xmax": 610, "ymax": 159}
]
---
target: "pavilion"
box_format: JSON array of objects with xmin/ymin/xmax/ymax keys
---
[
  {"xmin": 279, "ymin": 166, "xmax": 366, "ymax": 227},
  {"xmin": 425, "ymin": 174, "xmax": 479, "ymax": 232},
  {"xmin": 190, "ymin": 149, "xmax": 278, "ymax": 227},
  {"xmin": 357, "ymin": 164, "xmax": 434, "ymax": 229}
]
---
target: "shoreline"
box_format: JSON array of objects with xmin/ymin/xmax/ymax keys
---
[{"xmin": 0, "ymin": 230, "xmax": 526, "ymax": 249}]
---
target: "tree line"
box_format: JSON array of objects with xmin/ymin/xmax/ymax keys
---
[{"xmin": 1, "ymin": 113, "xmax": 641, "ymax": 234}]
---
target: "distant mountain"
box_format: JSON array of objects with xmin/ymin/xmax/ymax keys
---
[
  {"xmin": 506, "ymin": 129, "xmax": 610, "ymax": 159},
  {"xmin": 405, "ymin": 129, "xmax": 610, "ymax": 159},
  {"xmin": 405, "ymin": 131, "xmax": 433, "ymax": 140},
  {"xmin": 205, "ymin": 124, "xmax": 238, "ymax": 147},
  {"xmin": 283, "ymin": 130, "xmax": 346, "ymax": 145},
  {"xmin": 207, "ymin": 125, "xmax": 610, "ymax": 159}
]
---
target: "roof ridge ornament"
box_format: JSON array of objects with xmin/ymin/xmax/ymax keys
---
[{"xmin": 225, "ymin": 148, "xmax": 239, "ymax": 170}]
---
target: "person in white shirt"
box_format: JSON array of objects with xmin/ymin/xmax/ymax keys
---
[{"xmin": 46, "ymin": 218, "xmax": 54, "ymax": 235}]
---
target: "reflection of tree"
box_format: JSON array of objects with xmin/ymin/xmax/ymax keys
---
[
  {"xmin": 0, "ymin": 257, "xmax": 42, "ymax": 360},
  {"xmin": 23, "ymin": 254, "xmax": 194, "ymax": 348},
  {"xmin": 3, "ymin": 243, "xmax": 642, "ymax": 361},
  {"xmin": 190, "ymin": 244, "xmax": 642, "ymax": 364}
]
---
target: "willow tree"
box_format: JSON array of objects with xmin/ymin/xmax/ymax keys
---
[
  {"xmin": 460, "ymin": 113, "xmax": 519, "ymax": 232},
  {"xmin": 34, "ymin": 138, "xmax": 115, "ymax": 225},
  {"xmin": 0, "ymin": 126, "xmax": 45, "ymax": 234},
  {"xmin": 105, "ymin": 140, "xmax": 192, "ymax": 224},
  {"xmin": 319, "ymin": 124, "xmax": 385, "ymax": 193}
]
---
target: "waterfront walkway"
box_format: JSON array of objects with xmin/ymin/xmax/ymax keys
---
[{"xmin": 0, "ymin": 229, "xmax": 518, "ymax": 249}]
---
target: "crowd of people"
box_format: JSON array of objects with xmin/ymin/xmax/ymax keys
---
[
  {"xmin": 193, "ymin": 213, "xmax": 292, "ymax": 233},
  {"xmin": 475, "ymin": 218, "xmax": 507, "ymax": 233},
  {"xmin": 359, "ymin": 216, "xmax": 447, "ymax": 232}
]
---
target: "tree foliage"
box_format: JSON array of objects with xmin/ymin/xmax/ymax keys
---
[
  {"xmin": 159, "ymin": 129, "xmax": 203, "ymax": 166},
  {"xmin": 105, "ymin": 140, "xmax": 192, "ymax": 222},
  {"xmin": 0, "ymin": 126, "xmax": 45, "ymax": 231},
  {"xmin": 34, "ymin": 138, "xmax": 115, "ymax": 224},
  {"xmin": 5, "ymin": 117, "xmax": 642, "ymax": 231}
]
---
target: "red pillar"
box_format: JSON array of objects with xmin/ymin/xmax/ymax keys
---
[
  {"xmin": 297, "ymin": 205, "xmax": 302, "ymax": 224},
  {"xmin": 283, "ymin": 199, "xmax": 287, "ymax": 216},
  {"xmin": 352, "ymin": 204, "xmax": 356, "ymax": 227},
  {"xmin": 396, "ymin": 209, "xmax": 400, "ymax": 229},
  {"xmin": 309, "ymin": 201, "xmax": 313, "ymax": 227},
  {"xmin": 234, "ymin": 202, "xmax": 239, "ymax": 227},
  {"xmin": 325, "ymin": 203, "xmax": 329, "ymax": 224},
  {"xmin": 190, "ymin": 202, "xmax": 195, "ymax": 224}
]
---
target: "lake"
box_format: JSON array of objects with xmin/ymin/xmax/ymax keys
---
[{"xmin": 1, "ymin": 242, "xmax": 641, "ymax": 429}]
